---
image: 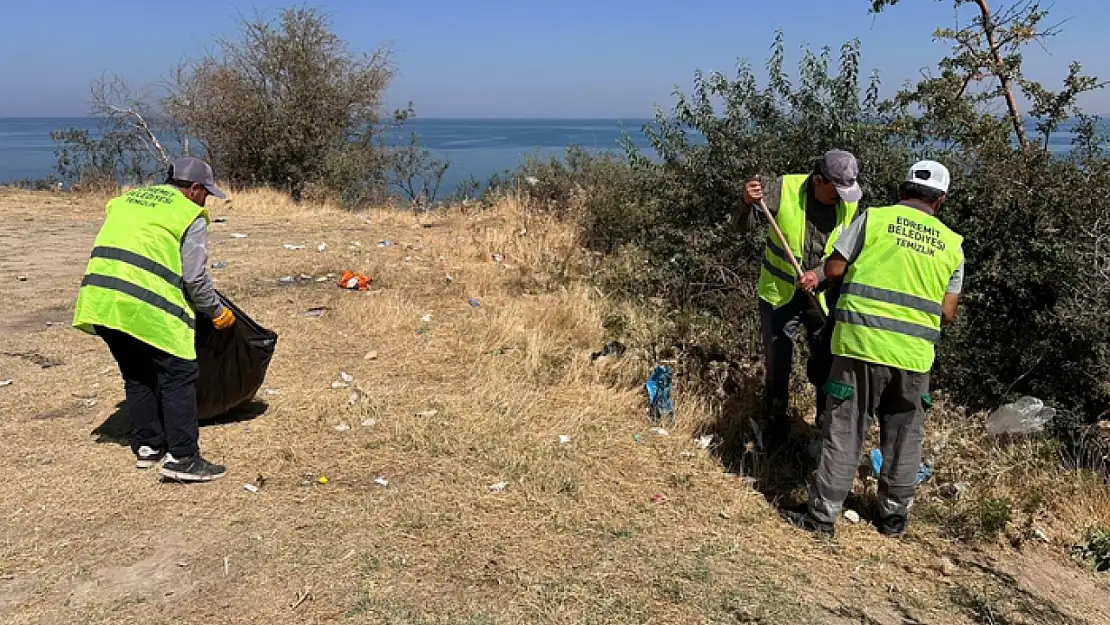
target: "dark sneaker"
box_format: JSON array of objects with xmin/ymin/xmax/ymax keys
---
[
  {"xmin": 779, "ymin": 506, "xmax": 835, "ymax": 537},
  {"xmin": 877, "ymin": 515, "xmax": 908, "ymax": 537},
  {"xmin": 159, "ymin": 455, "xmax": 227, "ymax": 482},
  {"xmin": 135, "ymin": 445, "xmax": 166, "ymax": 470}
]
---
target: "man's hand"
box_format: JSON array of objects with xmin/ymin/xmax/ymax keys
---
[
  {"xmin": 212, "ymin": 307, "xmax": 236, "ymax": 330},
  {"xmin": 941, "ymin": 293, "xmax": 959, "ymax": 325},
  {"xmin": 798, "ymin": 271, "xmax": 819, "ymax": 293},
  {"xmin": 823, "ymin": 252, "xmax": 849, "ymax": 283},
  {"xmin": 743, "ymin": 178, "xmax": 763, "ymax": 205}
]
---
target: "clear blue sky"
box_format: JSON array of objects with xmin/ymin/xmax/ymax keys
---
[{"xmin": 1, "ymin": 0, "xmax": 1108, "ymax": 118}]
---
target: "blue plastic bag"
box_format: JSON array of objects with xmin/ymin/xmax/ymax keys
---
[
  {"xmin": 868, "ymin": 449, "xmax": 933, "ymax": 485},
  {"xmin": 917, "ymin": 463, "xmax": 934, "ymax": 484},
  {"xmin": 646, "ymin": 365, "xmax": 675, "ymax": 425},
  {"xmin": 869, "ymin": 449, "xmax": 884, "ymax": 475}
]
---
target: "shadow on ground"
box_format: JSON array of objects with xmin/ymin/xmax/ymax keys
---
[
  {"xmin": 695, "ymin": 360, "xmax": 829, "ymax": 509},
  {"xmin": 694, "ymin": 358, "xmax": 898, "ymax": 525},
  {"xmin": 92, "ymin": 400, "xmax": 269, "ymax": 446}
]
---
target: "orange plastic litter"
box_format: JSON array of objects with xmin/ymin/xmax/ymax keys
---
[{"xmin": 337, "ymin": 270, "xmax": 373, "ymax": 291}]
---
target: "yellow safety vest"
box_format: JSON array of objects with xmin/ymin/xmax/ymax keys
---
[
  {"xmin": 73, "ymin": 185, "xmax": 209, "ymax": 360},
  {"xmin": 756, "ymin": 174, "xmax": 858, "ymax": 313},
  {"xmin": 831, "ymin": 204, "xmax": 964, "ymax": 373}
]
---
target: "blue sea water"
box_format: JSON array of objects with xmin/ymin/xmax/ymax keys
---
[
  {"xmin": 0, "ymin": 117, "xmax": 655, "ymax": 195},
  {"xmin": 0, "ymin": 117, "xmax": 1098, "ymax": 196}
]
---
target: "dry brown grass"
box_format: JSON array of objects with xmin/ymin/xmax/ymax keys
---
[{"xmin": 1, "ymin": 186, "xmax": 1109, "ymax": 624}]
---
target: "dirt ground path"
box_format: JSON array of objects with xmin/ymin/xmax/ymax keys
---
[
  {"xmin": 1, "ymin": 188, "xmax": 1107, "ymax": 625},
  {"xmin": 0, "ymin": 199, "xmax": 99, "ymax": 333}
]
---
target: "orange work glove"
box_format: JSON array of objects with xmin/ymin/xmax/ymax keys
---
[{"xmin": 212, "ymin": 307, "xmax": 236, "ymax": 330}]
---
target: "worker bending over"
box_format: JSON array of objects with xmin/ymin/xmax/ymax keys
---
[
  {"xmin": 736, "ymin": 150, "xmax": 862, "ymax": 446},
  {"xmin": 73, "ymin": 157, "xmax": 235, "ymax": 482}
]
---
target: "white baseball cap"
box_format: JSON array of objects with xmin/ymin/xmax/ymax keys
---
[{"xmin": 907, "ymin": 160, "xmax": 950, "ymax": 194}]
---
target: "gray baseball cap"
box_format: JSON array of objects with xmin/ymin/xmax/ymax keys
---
[
  {"xmin": 168, "ymin": 156, "xmax": 227, "ymax": 199},
  {"xmin": 819, "ymin": 150, "xmax": 862, "ymax": 203}
]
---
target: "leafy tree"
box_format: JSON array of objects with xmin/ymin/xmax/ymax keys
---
[
  {"xmin": 52, "ymin": 7, "xmax": 447, "ymax": 207},
  {"xmin": 528, "ymin": 1, "xmax": 1110, "ymax": 421},
  {"xmin": 164, "ymin": 8, "xmax": 401, "ymax": 201},
  {"xmin": 871, "ymin": 0, "xmax": 1110, "ymax": 416},
  {"xmin": 871, "ymin": 0, "xmax": 1061, "ymax": 148}
]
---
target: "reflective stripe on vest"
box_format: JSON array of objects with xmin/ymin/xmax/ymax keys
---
[
  {"xmin": 80, "ymin": 274, "xmax": 196, "ymax": 331},
  {"xmin": 833, "ymin": 309, "xmax": 941, "ymax": 343},
  {"xmin": 756, "ymin": 174, "xmax": 858, "ymax": 313},
  {"xmin": 761, "ymin": 258, "xmax": 795, "ymax": 284},
  {"xmin": 73, "ymin": 185, "xmax": 207, "ymax": 360},
  {"xmin": 831, "ymin": 204, "xmax": 963, "ymax": 373},
  {"xmin": 91, "ymin": 246, "xmax": 185, "ymax": 290},
  {"xmin": 840, "ymin": 283, "xmax": 943, "ymax": 317}
]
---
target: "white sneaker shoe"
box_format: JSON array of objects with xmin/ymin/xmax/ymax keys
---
[{"xmin": 135, "ymin": 446, "xmax": 166, "ymax": 469}]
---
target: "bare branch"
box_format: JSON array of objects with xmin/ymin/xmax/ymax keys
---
[
  {"xmin": 106, "ymin": 104, "xmax": 170, "ymax": 165},
  {"xmin": 972, "ymin": 0, "xmax": 1028, "ymax": 147}
]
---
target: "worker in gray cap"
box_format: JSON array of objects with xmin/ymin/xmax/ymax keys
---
[
  {"xmin": 781, "ymin": 160, "xmax": 964, "ymax": 537},
  {"xmin": 733, "ymin": 150, "xmax": 863, "ymax": 448},
  {"xmin": 73, "ymin": 156, "xmax": 234, "ymax": 482}
]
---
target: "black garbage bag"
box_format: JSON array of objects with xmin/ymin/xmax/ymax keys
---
[{"xmin": 195, "ymin": 290, "xmax": 278, "ymax": 421}]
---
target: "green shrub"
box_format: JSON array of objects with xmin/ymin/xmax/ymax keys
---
[
  {"xmin": 1073, "ymin": 526, "xmax": 1110, "ymax": 572},
  {"xmin": 928, "ymin": 497, "xmax": 1013, "ymax": 542},
  {"xmin": 975, "ymin": 498, "xmax": 1014, "ymax": 539},
  {"xmin": 534, "ymin": 4, "xmax": 1110, "ymax": 425},
  {"xmin": 925, "ymin": 133, "xmax": 1110, "ymax": 418},
  {"xmin": 516, "ymin": 147, "xmax": 649, "ymax": 236}
]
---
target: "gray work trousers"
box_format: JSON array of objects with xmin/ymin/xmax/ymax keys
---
[
  {"xmin": 808, "ymin": 355, "xmax": 930, "ymax": 526},
  {"xmin": 759, "ymin": 290, "xmax": 836, "ymax": 423}
]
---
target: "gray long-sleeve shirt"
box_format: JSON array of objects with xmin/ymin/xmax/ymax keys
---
[
  {"xmin": 732, "ymin": 175, "xmax": 840, "ymax": 284},
  {"xmin": 181, "ymin": 218, "xmax": 224, "ymax": 318}
]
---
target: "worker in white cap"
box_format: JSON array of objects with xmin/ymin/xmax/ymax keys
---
[{"xmin": 780, "ymin": 160, "xmax": 965, "ymax": 537}]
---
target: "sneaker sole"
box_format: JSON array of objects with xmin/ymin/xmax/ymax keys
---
[
  {"xmin": 159, "ymin": 468, "xmax": 227, "ymax": 482},
  {"xmin": 136, "ymin": 459, "xmax": 163, "ymax": 469}
]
